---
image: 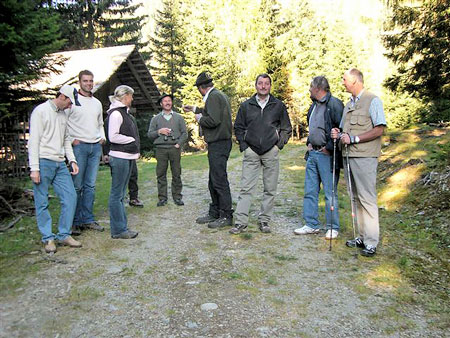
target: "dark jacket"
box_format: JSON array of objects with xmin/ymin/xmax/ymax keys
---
[
  {"xmin": 104, "ymin": 106, "xmax": 140, "ymax": 155},
  {"xmin": 234, "ymin": 94, "xmax": 292, "ymax": 155},
  {"xmin": 147, "ymin": 111, "xmax": 188, "ymax": 148},
  {"xmin": 306, "ymin": 92, "xmax": 343, "ymax": 169},
  {"xmin": 197, "ymin": 88, "xmax": 232, "ymax": 143}
]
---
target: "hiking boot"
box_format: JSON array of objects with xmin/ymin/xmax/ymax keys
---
[
  {"xmin": 208, "ymin": 217, "xmax": 232, "ymax": 228},
  {"xmin": 44, "ymin": 240, "xmax": 56, "ymax": 253},
  {"xmin": 59, "ymin": 236, "xmax": 82, "ymax": 248},
  {"xmin": 174, "ymin": 199, "xmax": 184, "ymax": 206},
  {"xmin": 129, "ymin": 198, "xmax": 144, "ymax": 208},
  {"xmin": 71, "ymin": 225, "xmax": 83, "ymax": 236},
  {"xmin": 157, "ymin": 199, "xmax": 167, "ymax": 207},
  {"xmin": 83, "ymin": 221, "xmax": 104, "ymax": 232},
  {"xmin": 111, "ymin": 230, "xmax": 138, "ymax": 239},
  {"xmin": 325, "ymin": 229, "xmax": 339, "ymax": 239},
  {"xmin": 293, "ymin": 225, "xmax": 319, "ymax": 235},
  {"xmin": 229, "ymin": 224, "xmax": 247, "ymax": 234},
  {"xmin": 361, "ymin": 245, "xmax": 377, "ymax": 257},
  {"xmin": 346, "ymin": 237, "xmax": 365, "ymax": 248},
  {"xmin": 258, "ymin": 221, "xmax": 271, "ymax": 233},
  {"xmin": 196, "ymin": 214, "xmax": 218, "ymax": 224}
]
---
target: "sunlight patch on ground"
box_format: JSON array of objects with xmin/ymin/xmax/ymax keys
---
[
  {"xmin": 379, "ymin": 166, "xmax": 423, "ymax": 208},
  {"xmin": 286, "ymin": 165, "xmax": 305, "ymax": 171},
  {"xmin": 365, "ymin": 263, "xmax": 404, "ymax": 291}
]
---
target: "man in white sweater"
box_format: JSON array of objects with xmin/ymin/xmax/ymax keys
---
[
  {"xmin": 66, "ymin": 70, "xmax": 106, "ymax": 234},
  {"xmin": 28, "ymin": 84, "xmax": 82, "ymax": 253}
]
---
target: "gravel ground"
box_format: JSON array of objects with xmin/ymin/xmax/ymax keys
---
[{"xmin": 0, "ymin": 145, "xmax": 445, "ymax": 337}]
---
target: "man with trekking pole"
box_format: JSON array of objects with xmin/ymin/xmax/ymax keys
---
[
  {"xmin": 331, "ymin": 68, "xmax": 386, "ymax": 257},
  {"xmin": 294, "ymin": 76, "xmax": 343, "ymax": 241}
]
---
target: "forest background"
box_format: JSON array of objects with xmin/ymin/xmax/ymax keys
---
[{"xmin": 0, "ymin": 0, "xmax": 449, "ymax": 149}]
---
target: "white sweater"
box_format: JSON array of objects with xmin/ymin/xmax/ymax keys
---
[
  {"xmin": 28, "ymin": 100, "xmax": 76, "ymax": 171},
  {"xmin": 66, "ymin": 94, "xmax": 105, "ymax": 143}
]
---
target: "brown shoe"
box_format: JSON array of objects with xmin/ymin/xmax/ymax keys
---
[
  {"xmin": 60, "ymin": 236, "xmax": 82, "ymax": 248},
  {"xmin": 44, "ymin": 240, "xmax": 56, "ymax": 253}
]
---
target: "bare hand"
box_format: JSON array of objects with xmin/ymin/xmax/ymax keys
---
[
  {"xmin": 340, "ymin": 133, "xmax": 351, "ymax": 144},
  {"xmin": 195, "ymin": 113, "xmax": 202, "ymax": 122},
  {"xmin": 331, "ymin": 128, "xmax": 340, "ymax": 139},
  {"xmin": 100, "ymin": 139, "xmax": 106, "ymax": 145},
  {"xmin": 174, "ymin": 144, "xmax": 180, "ymax": 149},
  {"xmin": 307, "ymin": 143, "xmax": 313, "ymax": 151},
  {"xmin": 103, "ymin": 155, "xmax": 109, "ymax": 164},
  {"xmin": 30, "ymin": 171, "xmax": 40, "ymax": 184},
  {"xmin": 70, "ymin": 162, "xmax": 79, "ymax": 175},
  {"xmin": 72, "ymin": 139, "xmax": 81, "ymax": 146},
  {"xmin": 183, "ymin": 105, "xmax": 194, "ymax": 112},
  {"xmin": 159, "ymin": 128, "xmax": 171, "ymax": 136}
]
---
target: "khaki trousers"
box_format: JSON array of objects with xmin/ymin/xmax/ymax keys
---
[
  {"xmin": 235, "ymin": 146, "xmax": 280, "ymax": 226},
  {"xmin": 344, "ymin": 157, "xmax": 379, "ymax": 247}
]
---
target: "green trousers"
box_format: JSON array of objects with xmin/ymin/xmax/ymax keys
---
[{"xmin": 155, "ymin": 147, "xmax": 182, "ymax": 201}]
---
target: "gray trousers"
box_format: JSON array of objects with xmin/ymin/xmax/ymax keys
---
[
  {"xmin": 235, "ymin": 146, "xmax": 280, "ymax": 226},
  {"xmin": 344, "ymin": 157, "xmax": 379, "ymax": 247},
  {"xmin": 155, "ymin": 147, "xmax": 182, "ymax": 201}
]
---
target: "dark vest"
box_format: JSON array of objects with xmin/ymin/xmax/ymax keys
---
[{"xmin": 104, "ymin": 106, "xmax": 140, "ymax": 154}]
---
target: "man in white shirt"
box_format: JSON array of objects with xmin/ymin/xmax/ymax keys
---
[
  {"xmin": 66, "ymin": 70, "xmax": 105, "ymax": 234},
  {"xmin": 28, "ymin": 84, "xmax": 83, "ymax": 253}
]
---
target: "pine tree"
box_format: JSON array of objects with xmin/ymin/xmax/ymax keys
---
[
  {"xmin": 55, "ymin": 0, "xmax": 146, "ymax": 50},
  {"xmin": 0, "ymin": 0, "xmax": 64, "ymax": 118},
  {"xmin": 150, "ymin": 0, "xmax": 187, "ymax": 104}
]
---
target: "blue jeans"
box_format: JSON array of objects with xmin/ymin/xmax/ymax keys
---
[
  {"xmin": 33, "ymin": 159, "xmax": 77, "ymax": 242},
  {"xmin": 109, "ymin": 156, "xmax": 133, "ymax": 236},
  {"xmin": 303, "ymin": 150, "xmax": 340, "ymax": 230},
  {"xmin": 72, "ymin": 142, "xmax": 101, "ymax": 225}
]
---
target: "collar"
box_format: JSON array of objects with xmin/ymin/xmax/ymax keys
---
[
  {"xmin": 351, "ymin": 89, "xmax": 365, "ymax": 103},
  {"xmin": 256, "ymin": 94, "xmax": 269, "ymax": 104},
  {"xmin": 161, "ymin": 110, "xmax": 174, "ymax": 116},
  {"xmin": 202, "ymin": 87, "xmax": 214, "ymax": 103},
  {"xmin": 78, "ymin": 90, "xmax": 93, "ymax": 97},
  {"xmin": 49, "ymin": 99, "xmax": 64, "ymax": 112}
]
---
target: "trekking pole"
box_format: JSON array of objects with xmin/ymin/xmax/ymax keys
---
[
  {"xmin": 329, "ymin": 139, "xmax": 336, "ymax": 251},
  {"xmin": 345, "ymin": 144, "xmax": 358, "ymax": 257}
]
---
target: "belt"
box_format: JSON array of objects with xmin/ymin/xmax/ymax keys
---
[{"xmin": 312, "ymin": 145, "xmax": 324, "ymax": 150}]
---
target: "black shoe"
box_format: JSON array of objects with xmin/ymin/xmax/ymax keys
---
[
  {"xmin": 174, "ymin": 199, "xmax": 184, "ymax": 206},
  {"xmin": 196, "ymin": 214, "xmax": 218, "ymax": 224},
  {"xmin": 346, "ymin": 237, "xmax": 365, "ymax": 248},
  {"xmin": 258, "ymin": 221, "xmax": 271, "ymax": 233},
  {"xmin": 208, "ymin": 217, "xmax": 232, "ymax": 228},
  {"xmin": 71, "ymin": 225, "xmax": 83, "ymax": 236},
  {"xmin": 129, "ymin": 198, "xmax": 144, "ymax": 208},
  {"xmin": 157, "ymin": 200, "xmax": 167, "ymax": 207},
  {"xmin": 229, "ymin": 224, "xmax": 247, "ymax": 234},
  {"xmin": 361, "ymin": 245, "xmax": 377, "ymax": 257},
  {"xmin": 111, "ymin": 230, "xmax": 138, "ymax": 239},
  {"xmin": 83, "ymin": 221, "xmax": 104, "ymax": 232}
]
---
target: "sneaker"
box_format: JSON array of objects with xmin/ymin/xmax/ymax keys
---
[
  {"xmin": 294, "ymin": 225, "xmax": 320, "ymax": 235},
  {"xmin": 111, "ymin": 230, "xmax": 139, "ymax": 239},
  {"xmin": 258, "ymin": 221, "xmax": 271, "ymax": 233},
  {"xmin": 83, "ymin": 221, "xmax": 104, "ymax": 232},
  {"xmin": 208, "ymin": 217, "xmax": 232, "ymax": 228},
  {"xmin": 129, "ymin": 199, "xmax": 144, "ymax": 208},
  {"xmin": 174, "ymin": 199, "xmax": 184, "ymax": 206},
  {"xmin": 229, "ymin": 224, "xmax": 247, "ymax": 234},
  {"xmin": 196, "ymin": 214, "xmax": 218, "ymax": 224},
  {"xmin": 325, "ymin": 229, "xmax": 339, "ymax": 239},
  {"xmin": 361, "ymin": 245, "xmax": 377, "ymax": 257},
  {"xmin": 71, "ymin": 225, "xmax": 83, "ymax": 236},
  {"xmin": 346, "ymin": 237, "xmax": 365, "ymax": 248},
  {"xmin": 59, "ymin": 236, "xmax": 82, "ymax": 248},
  {"xmin": 157, "ymin": 200, "xmax": 167, "ymax": 207},
  {"xmin": 44, "ymin": 240, "xmax": 56, "ymax": 253}
]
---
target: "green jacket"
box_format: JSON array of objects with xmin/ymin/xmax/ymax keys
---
[
  {"xmin": 147, "ymin": 111, "xmax": 188, "ymax": 148},
  {"xmin": 197, "ymin": 88, "xmax": 232, "ymax": 143}
]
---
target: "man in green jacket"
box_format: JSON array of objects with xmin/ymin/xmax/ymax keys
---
[
  {"xmin": 183, "ymin": 72, "xmax": 233, "ymax": 228},
  {"xmin": 148, "ymin": 94, "xmax": 187, "ymax": 206}
]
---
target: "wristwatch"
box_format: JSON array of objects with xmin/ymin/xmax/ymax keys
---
[{"xmin": 355, "ymin": 135, "xmax": 360, "ymax": 144}]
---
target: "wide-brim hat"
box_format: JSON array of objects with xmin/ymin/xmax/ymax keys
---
[
  {"xmin": 59, "ymin": 84, "xmax": 81, "ymax": 106},
  {"xmin": 157, "ymin": 93, "xmax": 174, "ymax": 105},
  {"xmin": 194, "ymin": 71, "xmax": 213, "ymax": 87}
]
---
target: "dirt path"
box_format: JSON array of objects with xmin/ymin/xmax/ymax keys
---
[{"xmin": 0, "ymin": 145, "xmax": 443, "ymax": 337}]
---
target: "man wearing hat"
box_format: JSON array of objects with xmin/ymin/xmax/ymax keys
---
[
  {"xmin": 148, "ymin": 93, "xmax": 187, "ymax": 206},
  {"xmin": 183, "ymin": 72, "xmax": 233, "ymax": 228},
  {"xmin": 28, "ymin": 84, "xmax": 83, "ymax": 253}
]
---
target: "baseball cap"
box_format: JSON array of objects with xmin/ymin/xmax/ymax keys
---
[{"xmin": 59, "ymin": 84, "xmax": 81, "ymax": 106}]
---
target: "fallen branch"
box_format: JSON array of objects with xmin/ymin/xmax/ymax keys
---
[{"xmin": 0, "ymin": 215, "xmax": 22, "ymax": 232}]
